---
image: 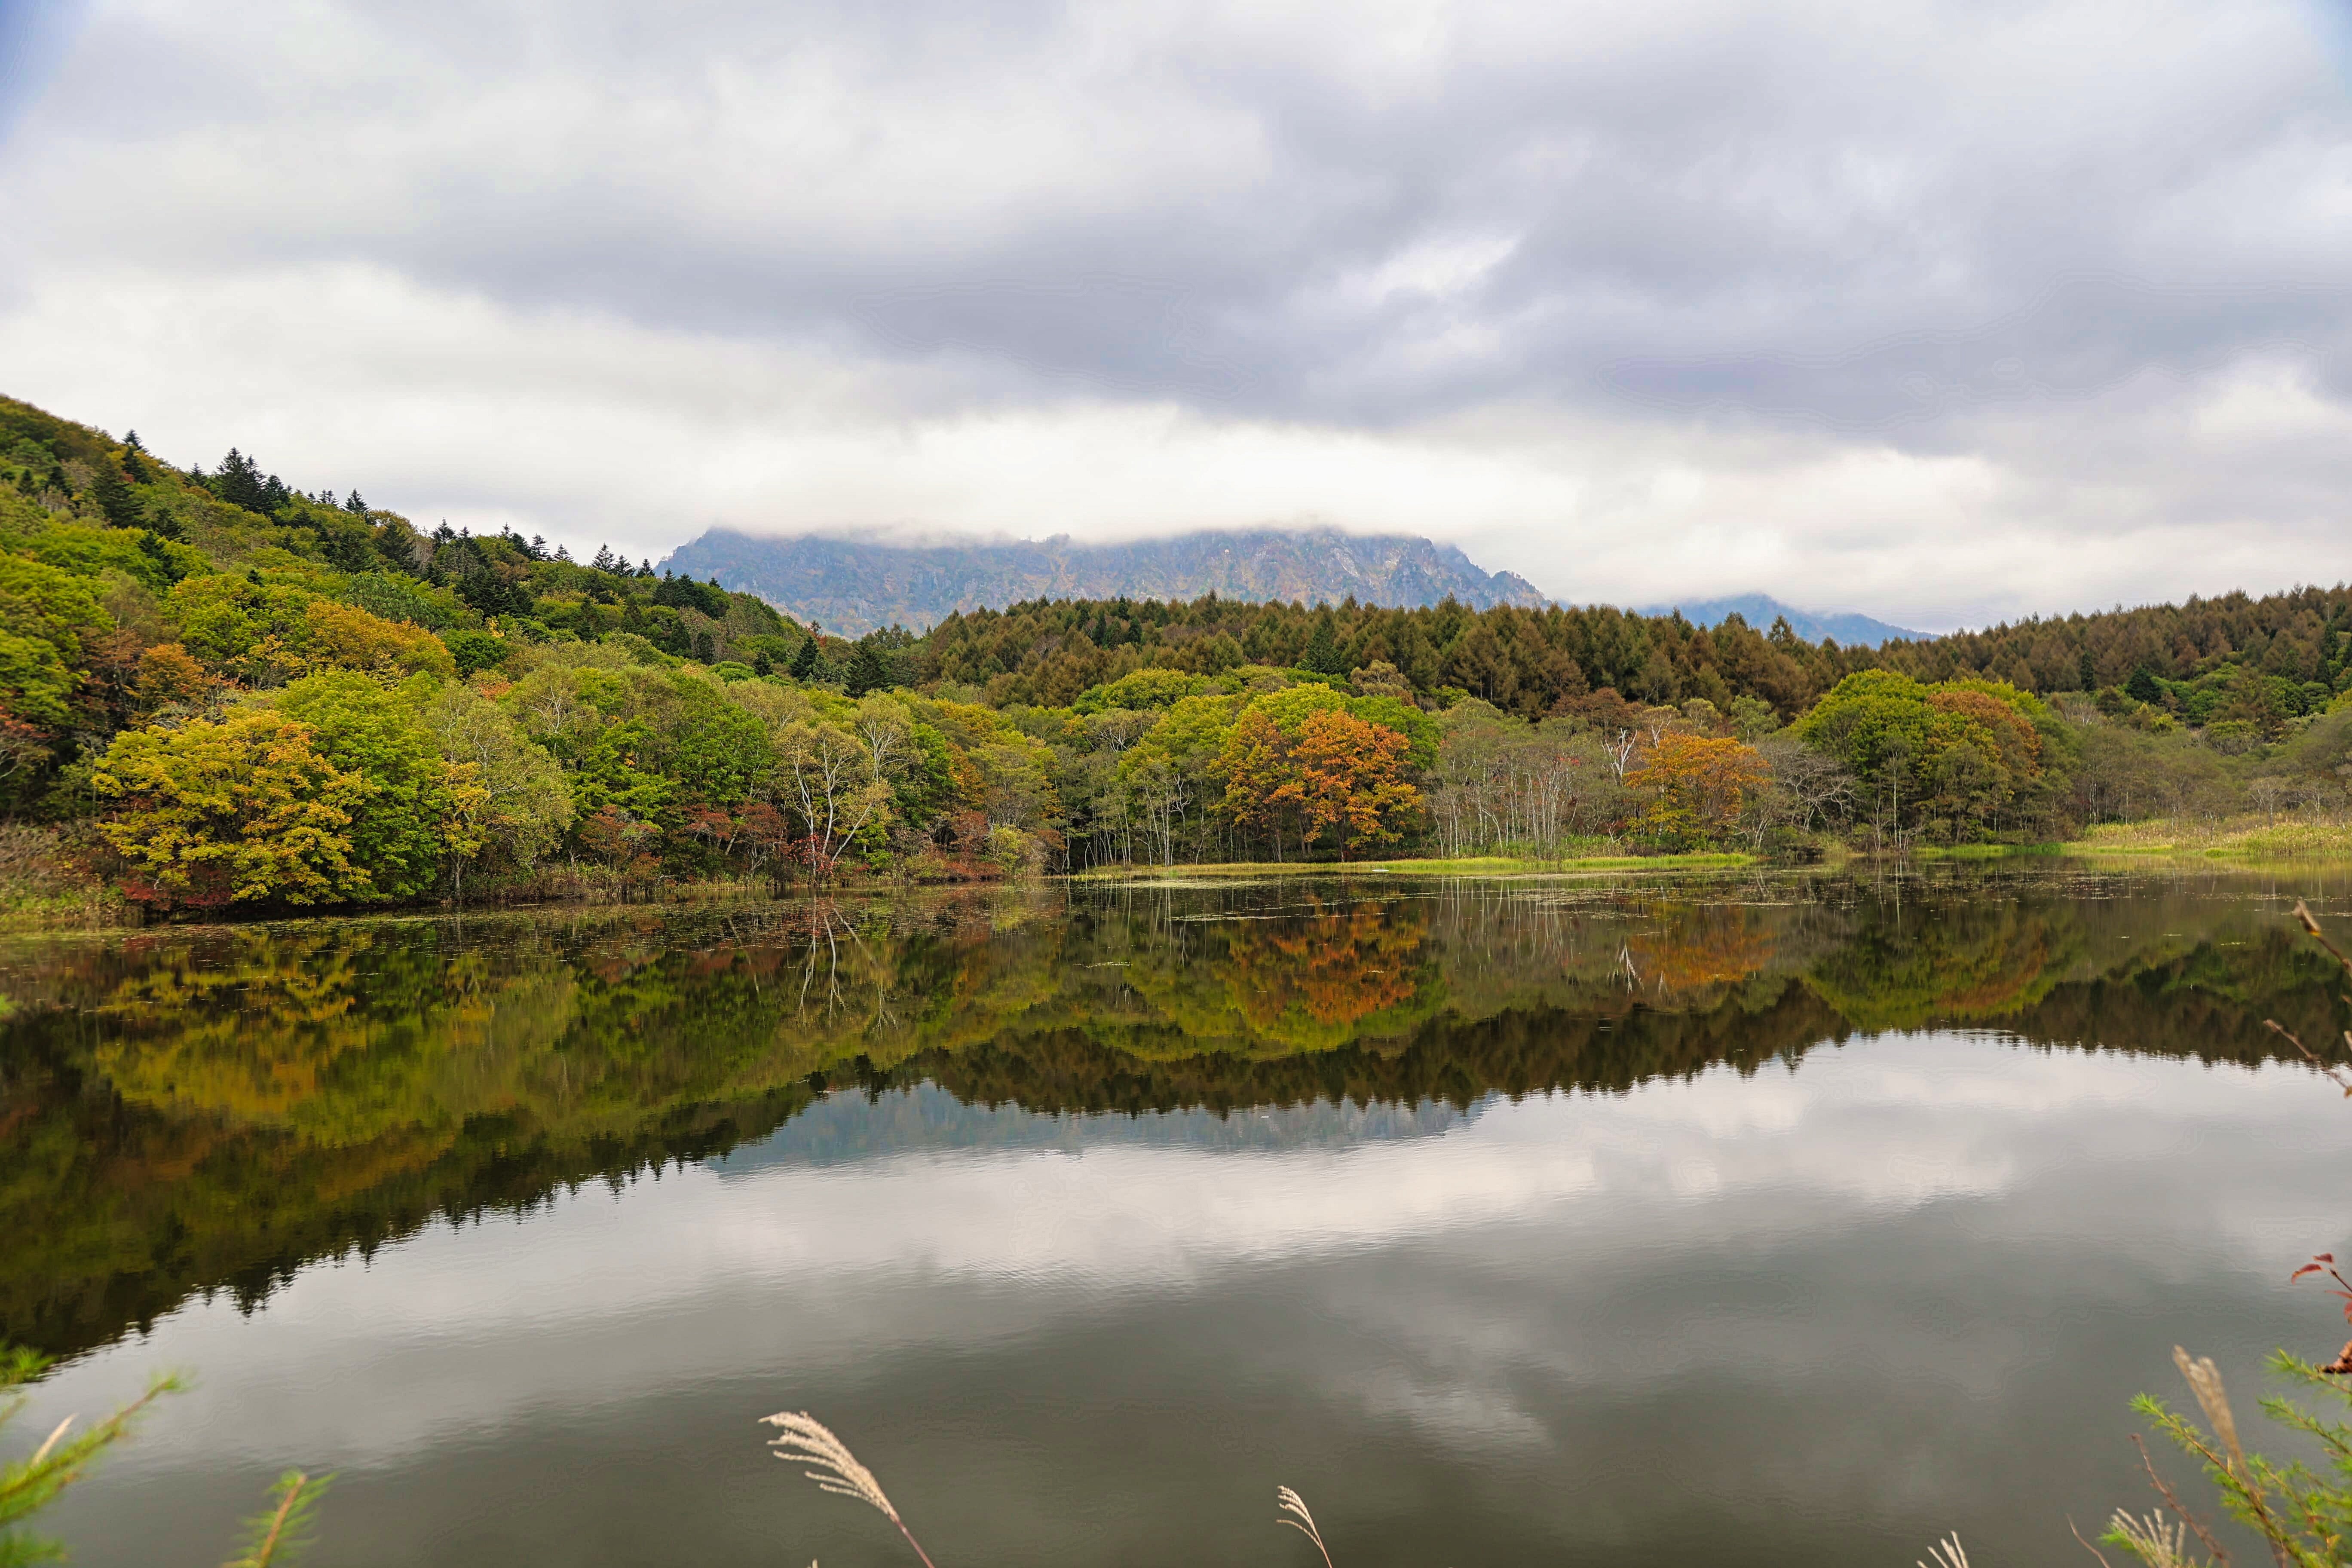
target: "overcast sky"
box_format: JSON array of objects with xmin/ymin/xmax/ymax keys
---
[{"xmin": 3, "ymin": 0, "xmax": 2350, "ymax": 629}]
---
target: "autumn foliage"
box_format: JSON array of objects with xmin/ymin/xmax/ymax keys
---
[
  {"xmin": 2, "ymin": 384, "xmax": 2348, "ymax": 904},
  {"xmin": 1627, "ymin": 734, "xmax": 1769, "ymax": 843},
  {"xmin": 91, "ymin": 710, "xmax": 368, "ymax": 909},
  {"xmin": 1218, "ymin": 701, "xmax": 1423, "ymax": 859}
]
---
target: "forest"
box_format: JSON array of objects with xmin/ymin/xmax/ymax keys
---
[{"xmin": 2, "ymin": 391, "xmax": 2349, "ymax": 912}]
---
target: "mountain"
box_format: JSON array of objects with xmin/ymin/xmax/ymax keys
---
[
  {"xmin": 660, "ymin": 527, "xmax": 1552, "ymax": 636},
  {"xmin": 1646, "ymin": 593, "xmax": 1929, "ymax": 647}
]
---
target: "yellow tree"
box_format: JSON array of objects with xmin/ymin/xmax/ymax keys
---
[
  {"xmin": 1628, "ymin": 734, "xmax": 1769, "ymax": 845},
  {"xmin": 91, "ymin": 710, "xmax": 369, "ymax": 909}
]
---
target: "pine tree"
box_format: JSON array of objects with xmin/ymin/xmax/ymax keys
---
[
  {"xmin": 845, "ymin": 638, "xmax": 888, "ymax": 697},
  {"xmin": 2125, "ymin": 666, "xmax": 2163, "ymax": 704},
  {"xmin": 788, "ymin": 632, "xmax": 821, "ymax": 681},
  {"xmin": 90, "ymin": 464, "xmax": 142, "ymax": 529},
  {"xmin": 753, "ymin": 650, "xmax": 775, "ymax": 677},
  {"xmin": 1302, "ymin": 614, "xmax": 1346, "ymax": 676}
]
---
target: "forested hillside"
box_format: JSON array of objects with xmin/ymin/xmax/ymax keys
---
[
  {"xmin": 1, "ymin": 391, "xmax": 2347, "ymax": 913},
  {"xmin": 661, "ymin": 525, "xmax": 1550, "ymax": 635}
]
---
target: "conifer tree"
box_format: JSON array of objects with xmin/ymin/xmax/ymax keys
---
[
  {"xmin": 214, "ymin": 450, "xmax": 275, "ymax": 514},
  {"xmin": 90, "ymin": 463, "xmax": 142, "ymax": 529},
  {"xmin": 1302, "ymin": 614, "xmax": 1346, "ymax": 676},
  {"xmin": 845, "ymin": 637, "xmax": 888, "ymax": 697},
  {"xmin": 788, "ymin": 631, "xmax": 822, "ymax": 681}
]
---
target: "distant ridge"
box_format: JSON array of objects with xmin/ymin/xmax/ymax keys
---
[
  {"xmin": 662, "ymin": 527, "xmax": 1552, "ymax": 636},
  {"xmin": 1646, "ymin": 593, "xmax": 1929, "ymax": 647}
]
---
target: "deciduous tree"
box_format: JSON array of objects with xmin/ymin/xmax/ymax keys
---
[{"xmin": 92, "ymin": 710, "xmax": 367, "ymax": 909}]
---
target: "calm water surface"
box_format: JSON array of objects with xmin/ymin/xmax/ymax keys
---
[{"xmin": 8, "ymin": 866, "xmax": 2352, "ymax": 1567}]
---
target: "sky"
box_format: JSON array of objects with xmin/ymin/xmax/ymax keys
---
[{"xmin": 2, "ymin": 0, "xmax": 2351, "ymax": 631}]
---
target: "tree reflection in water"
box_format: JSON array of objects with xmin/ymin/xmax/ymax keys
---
[{"xmin": 2, "ymin": 868, "xmax": 2345, "ymax": 1361}]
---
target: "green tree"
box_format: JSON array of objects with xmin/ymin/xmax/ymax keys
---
[
  {"xmin": 0, "ymin": 556, "xmax": 110, "ymax": 728},
  {"xmin": 1301, "ymin": 614, "xmax": 1346, "ymax": 676},
  {"xmin": 774, "ymin": 718, "xmax": 890, "ymax": 878},
  {"xmin": 273, "ymin": 672, "xmax": 475, "ymax": 899},
  {"xmin": 788, "ymin": 631, "xmax": 824, "ymax": 682},
  {"xmin": 422, "ymin": 682, "xmax": 574, "ymax": 884},
  {"xmin": 1792, "ymin": 670, "xmax": 2055, "ymax": 840},
  {"xmin": 845, "ymin": 637, "xmax": 890, "ymax": 697},
  {"xmin": 88, "ymin": 461, "xmax": 142, "ymax": 530}
]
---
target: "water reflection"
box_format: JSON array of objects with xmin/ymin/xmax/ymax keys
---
[{"xmin": 3, "ymin": 868, "xmax": 2347, "ymax": 1363}]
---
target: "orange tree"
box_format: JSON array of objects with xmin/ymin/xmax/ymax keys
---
[
  {"xmin": 1216, "ymin": 707, "xmax": 1306, "ymax": 856},
  {"xmin": 1627, "ymin": 733, "xmax": 1768, "ymax": 845},
  {"xmin": 1216, "ymin": 696, "xmax": 1425, "ymax": 860},
  {"xmin": 1292, "ymin": 707, "xmax": 1420, "ymax": 858}
]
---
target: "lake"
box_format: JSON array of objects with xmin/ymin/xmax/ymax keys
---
[{"xmin": 7, "ymin": 866, "xmax": 2352, "ymax": 1567}]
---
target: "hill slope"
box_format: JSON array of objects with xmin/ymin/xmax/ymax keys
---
[
  {"xmin": 1646, "ymin": 593, "xmax": 1929, "ymax": 647},
  {"xmin": 661, "ymin": 527, "xmax": 1551, "ymax": 635}
]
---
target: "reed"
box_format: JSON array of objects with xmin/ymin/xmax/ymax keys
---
[
  {"xmin": 761, "ymin": 1411, "xmax": 939, "ymax": 1568},
  {"xmin": 1276, "ymin": 1486, "xmax": 1335, "ymax": 1568}
]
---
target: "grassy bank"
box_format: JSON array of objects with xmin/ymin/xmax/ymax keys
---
[
  {"xmin": 2062, "ymin": 815, "xmax": 2352, "ymax": 861},
  {"xmin": 1066, "ymin": 851, "xmax": 1756, "ymax": 882}
]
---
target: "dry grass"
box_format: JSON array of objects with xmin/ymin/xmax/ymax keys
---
[
  {"xmin": 762, "ymin": 1411, "xmax": 939, "ymax": 1568},
  {"xmin": 1917, "ymin": 1534, "xmax": 1970, "ymax": 1568},
  {"xmin": 1276, "ymin": 1486, "xmax": 1335, "ymax": 1568},
  {"xmin": 2067, "ymin": 815, "xmax": 2352, "ymax": 861},
  {"xmin": 0, "ymin": 824, "xmax": 132, "ymax": 930}
]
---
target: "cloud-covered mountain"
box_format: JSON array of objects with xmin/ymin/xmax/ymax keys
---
[
  {"xmin": 662, "ymin": 528, "xmax": 1551, "ymax": 636},
  {"xmin": 1645, "ymin": 594, "xmax": 1929, "ymax": 647}
]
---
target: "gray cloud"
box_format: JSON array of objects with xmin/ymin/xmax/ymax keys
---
[{"xmin": 3, "ymin": 0, "xmax": 2350, "ymax": 626}]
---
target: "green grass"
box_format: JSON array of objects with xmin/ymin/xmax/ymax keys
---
[
  {"xmin": 2063, "ymin": 816, "xmax": 2352, "ymax": 861},
  {"xmin": 1065, "ymin": 851, "xmax": 1756, "ymax": 882}
]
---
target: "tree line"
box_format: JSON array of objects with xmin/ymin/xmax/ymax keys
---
[{"xmin": 2, "ymin": 391, "xmax": 2348, "ymax": 910}]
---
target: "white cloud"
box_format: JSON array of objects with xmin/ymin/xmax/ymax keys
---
[
  {"xmin": 19, "ymin": 1037, "xmax": 2346, "ymax": 1477},
  {"xmin": 3, "ymin": 0, "xmax": 2351, "ymax": 626}
]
